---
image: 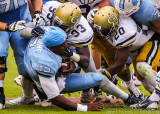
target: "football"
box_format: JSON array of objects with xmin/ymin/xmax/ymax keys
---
[{"xmin": 59, "ymin": 63, "xmax": 70, "ymax": 73}]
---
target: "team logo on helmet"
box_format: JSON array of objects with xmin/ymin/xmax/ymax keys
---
[
  {"xmin": 108, "ymin": 13, "xmax": 119, "ymax": 25},
  {"xmin": 71, "ymin": 16, "xmax": 80, "ymax": 24}
]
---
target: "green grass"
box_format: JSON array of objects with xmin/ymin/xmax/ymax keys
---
[{"xmin": 2, "ymin": 46, "xmax": 160, "ymax": 113}]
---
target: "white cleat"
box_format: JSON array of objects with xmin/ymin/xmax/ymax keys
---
[
  {"xmin": 14, "ymin": 75, "xmax": 23, "ymax": 86},
  {"xmin": 0, "ymin": 103, "xmax": 5, "ymax": 110},
  {"xmin": 6, "ymin": 96, "xmax": 35, "ymax": 105},
  {"xmin": 121, "ymin": 80, "xmax": 145, "ymax": 100}
]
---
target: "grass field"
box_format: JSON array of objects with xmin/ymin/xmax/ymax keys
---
[{"xmin": 1, "ymin": 46, "xmax": 160, "ymax": 113}]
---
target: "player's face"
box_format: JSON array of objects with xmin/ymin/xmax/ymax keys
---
[{"xmin": 52, "ymin": 42, "xmax": 67, "ymax": 55}]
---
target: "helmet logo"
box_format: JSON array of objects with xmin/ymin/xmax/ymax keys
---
[
  {"xmin": 71, "ymin": 16, "xmax": 80, "ymax": 24},
  {"xmin": 108, "ymin": 13, "xmax": 119, "ymax": 25}
]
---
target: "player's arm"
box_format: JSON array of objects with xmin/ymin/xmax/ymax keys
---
[
  {"xmin": 149, "ymin": 18, "xmax": 160, "ymax": 34},
  {"xmin": 76, "ymin": 46, "xmax": 90, "ymax": 69},
  {"xmin": 64, "ymin": 46, "xmax": 90, "ymax": 69},
  {"xmin": 104, "ymin": 46, "xmax": 130, "ymax": 76},
  {"xmin": 31, "ymin": 0, "xmax": 44, "ymax": 25},
  {"xmin": 38, "ymin": 75, "xmax": 103, "ymax": 111},
  {"xmin": 31, "ymin": 0, "xmax": 42, "ymax": 12},
  {"xmin": 0, "ymin": 21, "xmax": 26, "ymax": 32},
  {"xmin": 0, "ymin": 22, "xmax": 7, "ymax": 31}
]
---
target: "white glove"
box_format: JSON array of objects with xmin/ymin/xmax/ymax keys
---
[
  {"xmin": 151, "ymin": 0, "xmax": 160, "ymax": 9},
  {"xmin": 87, "ymin": 8, "xmax": 99, "ymax": 24},
  {"xmin": 32, "ymin": 11, "xmax": 45, "ymax": 26},
  {"xmin": 5, "ymin": 20, "xmax": 26, "ymax": 32}
]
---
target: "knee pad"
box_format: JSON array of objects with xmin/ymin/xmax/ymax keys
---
[
  {"xmin": 62, "ymin": 73, "xmax": 103, "ymax": 93},
  {"xmin": 136, "ymin": 62, "xmax": 157, "ymax": 79},
  {"xmin": 0, "ymin": 57, "xmax": 7, "ymax": 73}
]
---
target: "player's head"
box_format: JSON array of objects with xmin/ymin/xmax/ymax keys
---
[
  {"xmin": 93, "ymin": 6, "xmax": 120, "ymax": 39},
  {"xmin": 114, "ymin": 0, "xmax": 141, "ymax": 16},
  {"xmin": 52, "ymin": 2, "xmax": 82, "ymax": 32},
  {"xmin": 42, "ymin": 26, "xmax": 67, "ymax": 55}
]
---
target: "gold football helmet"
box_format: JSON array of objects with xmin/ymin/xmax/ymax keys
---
[
  {"xmin": 93, "ymin": 6, "xmax": 120, "ymax": 39},
  {"xmin": 53, "ymin": 2, "xmax": 81, "ymax": 32}
]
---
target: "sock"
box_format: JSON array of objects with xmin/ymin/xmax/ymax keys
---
[
  {"xmin": 0, "ymin": 80, "xmax": 4, "ymax": 87},
  {"xmin": 149, "ymin": 86, "xmax": 160, "ymax": 102},
  {"xmin": 21, "ymin": 77, "xmax": 34, "ymax": 98},
  {"xmin": 125, "ymin": 78, "xmax": 144, "ymax": 98},
  {"xmin": 100, "ymin": 76, "xmax": 128, "ymax": 100}
]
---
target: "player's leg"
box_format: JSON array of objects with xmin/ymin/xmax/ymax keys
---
[
  {"xmin": 62, "ymin": 72, "xmax": 141, "ymax": 105},
  {"xmin": 0, "ymin": 31, "xmax": 10, "ymax": 109},
  {"xmin": 90, "ymin": 45, "xmax": 101, "ymax": 70},
  {"xmin": 131, "ymin": 39, "xmax": 160, "ymax": 110}
]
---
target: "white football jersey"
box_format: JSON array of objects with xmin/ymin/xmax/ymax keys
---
[
  {"xmin": 42, "ymin": 1, "xmax": 93, "ymax": 47},
  {"xmin": 108, "ymin": 16, "xmax": 155, "ymax": 52}
]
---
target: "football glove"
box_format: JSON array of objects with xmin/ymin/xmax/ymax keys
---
[
  {"xmin": 31, "ymin": 26, "xmax": 45, "ymax": 37},
  {"xmin": 32, "ymin": 11, "xmax": 45, "ymax": 26},
  {"xmin": 87, "ymin": 8, "xmax": 99, "ymax": 24},
  {"xmin": 64, "ymin": 48, "xmax": 73, "ymax": 57},
  {"xmin": 5, "ymin": 20, "xmax": 26, "ymax": 32}
]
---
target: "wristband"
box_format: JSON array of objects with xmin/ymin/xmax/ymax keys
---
[
  {"xmin": 77, "ymin": 104, "xmax": 88, "ymax": 111},
  {"xmin": 70, "ymin": 52, "xmax": 80, "ymax": 62}
]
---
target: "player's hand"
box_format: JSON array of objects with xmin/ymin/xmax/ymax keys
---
[
  {"xmin": 5, "ymin": 20, "xmax": 26, "ymax": 32},
  {"xmin": 32, "ymin": 11, "xmax": 45, "ymax": 26},
  {"xmin": 64, "ymin": 48, "xmax": 73, "ymax": 57},
  {"xmin": 87, "ymin": 8, "xmax": 98, "ymax": 25},
  {"xmin": 87, "ymin": 98, "xmax": 104, "ymax": 111},
  {"xmin": 59, "ymin": 61, "xmax": 75, "ymax": 75},
  {"xmin": 31, "ymin": 26, "xmax": 45, "ymax": 37}
]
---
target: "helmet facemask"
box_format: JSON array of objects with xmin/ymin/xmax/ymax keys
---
[{"xmin": 52, "ymin": 16, "xmax": 73, "ymax": 33}]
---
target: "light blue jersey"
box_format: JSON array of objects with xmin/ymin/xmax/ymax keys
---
[
  {"xmin": 24, "ymin": 37, "xmax": 62, "ymax": 82},
  {"xmin": 110, "ymin": 0, "xmax": 160, "ymax": 25}
]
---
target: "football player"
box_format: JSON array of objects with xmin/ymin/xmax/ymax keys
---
[
  {"xmin": 0, "ymin": 0, "xmax": 43, "ymax": 109},
  {"xmin": 91, "ymin": 6, "xmax": 160, "ymax": 110}
]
